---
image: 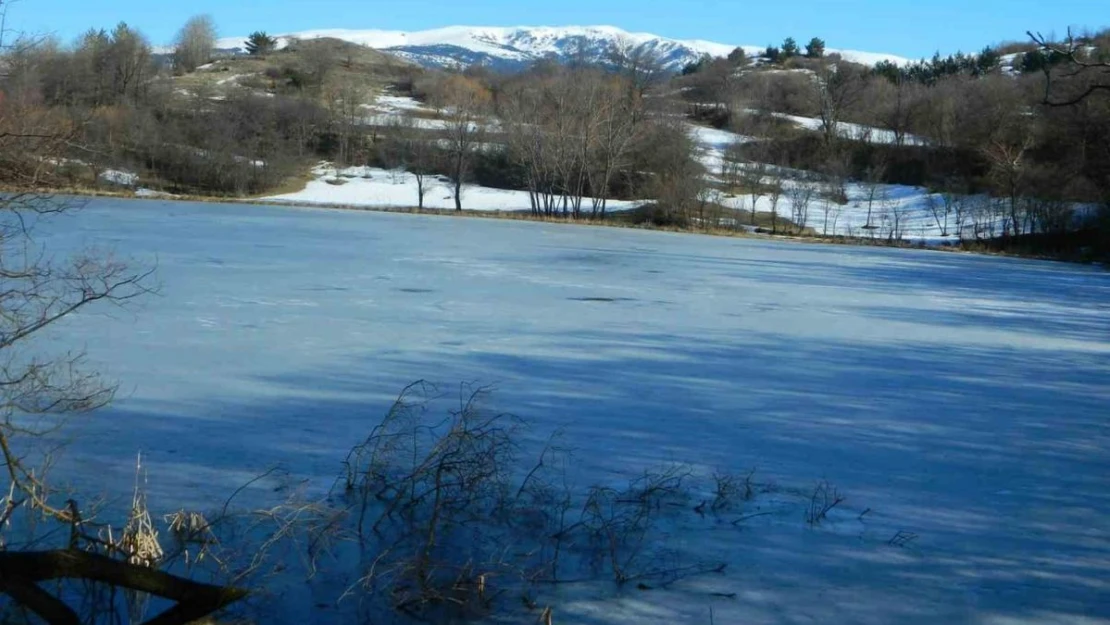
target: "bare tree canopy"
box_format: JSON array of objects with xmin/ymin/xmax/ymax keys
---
[
  {"xmin": 1028, "ymin": 28, "xmax": 1110, "ymax": 106},
  {"xmin": 433, "ymin": 74, "xmax": 490, "ymax": 211},
  {"xmin": 173, "ymin": 14, "xmax": 216, "ymax": 74}
]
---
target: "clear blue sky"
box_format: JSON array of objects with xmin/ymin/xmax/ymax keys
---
[{"xmin": 6, "ymin": 0, "xmax": 1106, "ymax": 59}]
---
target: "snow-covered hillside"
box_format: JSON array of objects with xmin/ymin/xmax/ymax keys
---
[{"xmin": 215, "ymin": 25, "xmax": 910, "ymax": 72}]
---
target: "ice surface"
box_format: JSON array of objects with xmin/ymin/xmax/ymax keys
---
[{"xmin": 32, "ymin": 197, "xmax": 1110, "ymax": 624}]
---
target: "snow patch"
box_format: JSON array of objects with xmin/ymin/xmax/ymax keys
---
[
  {"xmin": 99, "ymin": 169, "xmax": 138, "ymax": 187},
  {"xmin": 264, "ymin": 163, "xmax": 643, "ymax": 212},
  {"xmin": 214, "ymin": 25, "xmax": 911, "ymax": 69}
]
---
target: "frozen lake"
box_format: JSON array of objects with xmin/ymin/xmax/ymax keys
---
[{"xmin": 36, "ymin": 197, "xmax": 1110, "ymax": 624}]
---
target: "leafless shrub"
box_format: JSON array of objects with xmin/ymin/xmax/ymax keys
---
[
  {"xmin": 709, "ymin": 468, "xmax": 756, "ymax": 512},
  {"xmin": 788, "ymin": 182, "xmax": 817, "ymax": 233},
  {"xmin": 339, "ymin": 383, "xmax": 535, "ymax": 620},
  {"xmin": 331, "ymin": 386, "xmax": 748, "ymax": 621},
  {"xmin": 580, "ymin": 464, "xmax": 692, "ymax": 585},
  {"xmin": 888, "ymin": 530, "xmax": 919, "ymax": 547},
  {"xmin": 805, "ymin": 480, "xmax": 844, "ymax": 526}
]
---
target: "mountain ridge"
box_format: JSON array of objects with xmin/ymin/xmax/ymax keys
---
[{"xmin": 211, "ymin": 25, "xmax": 911, "ymax": 71}]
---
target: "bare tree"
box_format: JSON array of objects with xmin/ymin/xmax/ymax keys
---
[
  {"xmin": 860, "ymin": 160, "xmax": 887, "ymax": 234},
  {"xmin": 883, "ymin": 192, "xmax": 907, "ymax": 241},
  {"xmin": 788, "ymin": 181, "xmax": 816, "ymax": 234},
  {"xmin": 173, "ymin": 14, "xmax": 216, "ymax": 74},
  {"xmin": 608, "ymin": 36, "xmax": 667, "ymax": 102},
  {"xmin": 928, "ymin": 185, "xmax": 970, "ymax": 239},
  {"xmin": 811, "ymin": 62, "xmax": 866, "ymax": 145},
  {"xmin": 950, "ymin": 191, "xmax": 969, "ymax": 239},
  {"xmin": 385, "ymin": 115, "xmax": 438, "ymax": 209},
  {"xmin": 737, "ymin": 151, "xmax": 769, "ymax": 227},
  {"xmin": 1028, "ymin": 28, "xmax": 1110, "ymax": 106},
  {"xmin": 587, "ymin": 73, "xmax": 643, "ymax": 218},
  {"xmin": 765, "ymin": 167, "xmax": 786, "ymax": 234},
  {"xmin": 818, "ymin": 186, "xmax": 843, "ymax": 236},
  {"xmin": 299, "ymin": 39, "xmax": 335, "ymax": 92},
  {"xmin": 632, "ymin": 118, "xmax": 702, "ymax": 225},
  {"xmin": 1027, "ymin": 197, "xmax": 1075, "ymax": 235},
  {"xmin": 435, "ymin": 75, "xmax": 490, "ymax": 211},
  {"xmin": 100, "ymin": 22, "xmax": 153, "ymax": 105},
  {"xmin": 984, "ymin": 131, "xmax": 1036, "ymax": 236},
  {"xmin": 323, "ymin": 80, "xmax": 368, "ymax": 166},
  {"xmin": 548, "ymin": 73, "xmax": 592, "ymax": 217},
  {"xmin": 501, "ymin": 78, "xmax": 556, "ymax": 215},
  {"xmin": 869, "ymin": 74, "xmax": 923, "ymax": 146},
  {"xmin": 926, "ymin": 193, "xmax": 953, "ymax": 237}
]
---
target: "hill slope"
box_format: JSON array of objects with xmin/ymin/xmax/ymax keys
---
[{"xmin": 215, "ymin": 25, "xmax": 911, "ymax": 71}]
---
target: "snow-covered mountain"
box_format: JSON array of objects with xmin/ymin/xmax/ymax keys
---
[{"xmin": 215, "ymin": 25, "xmax": 910, "ymax": 71}]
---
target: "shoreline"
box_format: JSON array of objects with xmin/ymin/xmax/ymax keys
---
[{"xmin": 7, "ymin": 184, "xmax": 1097, "ymax": 266}]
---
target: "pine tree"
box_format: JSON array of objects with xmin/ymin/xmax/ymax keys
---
[
  {"xmin": 782, "ymin": 37, "xmax": 799, "ymax": 58},
  {"xmin": 727, "ymin": 46, "xmax": 749, "ymax": 65},
  {"xmin": 805, "ymin": 37, "xmax": 826, "ymax": 58},
  {"xmin": 763, "ymin": 45, "xmax": 781, "ymax": 63},
  {"xmin": 974, "ymin": 45, "xmax": 1000, "ymax": 76},
  {"xmin": 1019, "ymin": 49, "xmax": 1047, "ymax": 73},
  {"xmin": 681, "ymin": 53, "xmax": 713, "ymax": 75},
  {"xmin": 245, "ymin": 31, "xmax": 278, "ymax": 56},
  {"xmin": 873, "ymin": 60, "xmax": 903, "ymax": 83}
]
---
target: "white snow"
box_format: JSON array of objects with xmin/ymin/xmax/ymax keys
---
[
  {"xmin": 214, "ymin": 25, "xmax": 911, "ymax": 68},
  {"xmin": 264, "ymin": 163, "xmax": 641, "ymax": 212},
  {"xmin": 370, "ymin": 94, "xmax": 432, "ymax": 114},
  {"xmin": 35, "ymin": 198, "xmax": 1110, "ymax": 624},
  {"xmin": 772, "ymin": 111, "xmax": 926, "ymax": 145},
  {"xmin": 687, "ymin": 123, "xmax": 758, "ymax": 175},
  {"xmin": 359, "ymin": 92, "xmax": 501, "ymax": 131},
  {"xmin": 216, "ymin": 73, "xmax": 246, "ymax": 86},
  {"xmin": 135, "ymin": 188, "xmax": 176, "ymax": 198},
  {"xmin": 98, "ymin": 169, "xmax": 138, "ymax": 187},
  {"xmin": 685, "ymin": 123, "xmax": 1008, "ymax": 241}
]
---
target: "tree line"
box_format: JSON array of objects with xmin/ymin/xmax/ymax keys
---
[
  {"xmin": 678, "ymin": 27, "xmax": 1110, "ymax": 253},
  {"xmin": 0, "ymin": 15, "xmax": 716, "ymax": 225},
  {"xmin": 1, "ymin": 14, "xmax": 1107, "ymax": 255}
]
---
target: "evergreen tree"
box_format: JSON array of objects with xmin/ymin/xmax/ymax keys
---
[
  {"xmin": 763, "ymin": 45, "xmax": 781, "ymax": 63},
  {"xmin": 245, "ymin": 31, "xmax": 278, "ymax": 56},
  {"xmin": 727, "ymin": 46, "xmax": 749, "ymax": 66},
  {"xmin": 782, "ymin": 37, "xmax": 799, "ymax": 58},
  {"xmin": 1020, "ymin": 49, "xmax": 1047, "ymax": 73},
  {"xmin": 805, "ymin": 37, "xmax": 826, "ymax": 58},
  {"xmin": 873, "ymin": 59, "xmax": 904, "ymax": 83},
  {"xmin": 681, "ymin": 53, "xmax": 713, "ymax": 75},
  {"xmin": 973, "ymin": 45, "xmax": 1000, "ymax": 75}
]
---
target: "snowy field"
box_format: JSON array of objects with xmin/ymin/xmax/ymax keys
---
[
  {"xmin": 687, "ymin": 123, "xmax": 1054, "ymax": 241},
  {"xmin": 265, "ymin": 163, "xmax": 643, "ymax": 212},
  {"xmin": 33, "ymin": 198, "xmax": 1110, "ymax": 624}
]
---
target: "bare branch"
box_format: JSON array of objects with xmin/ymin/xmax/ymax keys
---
[{"xmin": 1028, "ymin": 28, "xmax": 1110, "ymax": 106}]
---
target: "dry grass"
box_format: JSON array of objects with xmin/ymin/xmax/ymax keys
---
[{"xmin": 172, "ymin": 37, "xmax": 417, "ymax": 103}]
